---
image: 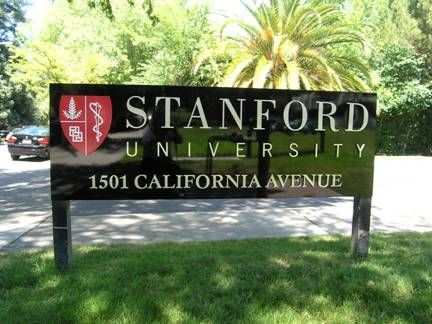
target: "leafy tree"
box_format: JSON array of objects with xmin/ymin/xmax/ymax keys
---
[
  {"xmin": 0, "ymin": 79, "xmax": 35, "ymax": 127},
  {"xmin": 0, "ymin": 1, "xmax": 24, "ymax": 46},
  {"xmin": 408, "ymin": 0, "xmax": 432, "ymax": 75},
  {"xmin": 10, "ymin": 0, "xmax": 217, "ymax": 120},
  {"xmin": 377, "ymin": 79, "xmax": 432, "ymax": 155},
  {"xmin": 0, "ymin": 0, "xmax": 36, "ymax": 128},
  {"xmin": 9, "ymin": 0, "xmax": 124, "ymax": 121},
  {"xmin": 350, "ymin": 0, "xmax": 422, "ymax": 50},
  {"xmin": 374, "ymin": 44, "xmax": 432, "ymax": 155},
  {"xmin": 128, "ymin": 0, "xmax": 217, "ymax": 86},
  {"xmin": 196, "ymin": 0, "xmax": 372, "ymax": 91},
  {"xmin": 10, "ymin": 0, "xmax": 218, "ymax": 119},
  {"xmin": 349, "ymin": 0, "xmax": 431, "ymax": 79},
  {"xmin": 348, "ymin": 0, "xmax": 432, "ymax": 155},
  {"xmin": 374, "ymin": 45, "xmax": 429, "ymax": 90}
]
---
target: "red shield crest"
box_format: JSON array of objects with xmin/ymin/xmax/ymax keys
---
[{"xmin": 59, "ymin": 95, "xmax": 112, "ymax": 155}]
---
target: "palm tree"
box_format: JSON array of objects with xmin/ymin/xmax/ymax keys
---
[{"xmin": 197, "ymin": 0, "xmax": 372, "ymax": 91}]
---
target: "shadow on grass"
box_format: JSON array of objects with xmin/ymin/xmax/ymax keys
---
[{"xmin": 1, "ymin": 233, "xmax": 431, "ymax": 323}]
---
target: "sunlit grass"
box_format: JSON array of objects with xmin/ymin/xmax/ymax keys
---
[{"xmin": 1, "ymin": 232, "xmax": 431, "ymax": 323}]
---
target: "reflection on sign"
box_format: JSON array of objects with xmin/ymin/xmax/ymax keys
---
[{"xmin": 50, "ymin": 84, "xmax": 376, "ymax": 200}]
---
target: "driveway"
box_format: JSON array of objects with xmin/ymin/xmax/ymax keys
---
[{"xmin": 1, "ymin": 143, "xmax": 431, "ymax": 252}]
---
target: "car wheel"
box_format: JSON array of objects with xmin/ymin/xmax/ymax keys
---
[{"xmin": 11, "ymin": 154, "xmax": 20, "ymax": 160}]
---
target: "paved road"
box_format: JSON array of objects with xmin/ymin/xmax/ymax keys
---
[{"xmin": 1, "ymin": 144, "xmax": 431, "ymax": 252}]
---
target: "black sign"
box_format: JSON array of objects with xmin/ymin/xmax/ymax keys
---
[{"xmin": 50, "ymin": 84, "xmax": 376, "ymax": 200}]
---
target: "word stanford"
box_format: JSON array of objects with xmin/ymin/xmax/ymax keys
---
[{"xmin": 126, "ymin": 96, "xmax": 370, "ymax": 132}]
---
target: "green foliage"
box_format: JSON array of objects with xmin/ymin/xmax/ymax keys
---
[
  {"xmin": 128, "ymin": 0, "xmax": 216, "ymax": 86},
  {"xmin": 408, "ymin": 0, "xmax": 432, "ymax": 75},
  {"xmin": 190, "ymin": 54, "xmax": 231, "ymax": 87},
  {"xmin": 0, "ymin": 0, "xmax": 36, "ymax": 128},
  {"xmin": 352, "ymin": 0, "xmax": 432, "ymax": 76},
  {"xmin": 0, "ymin": 77, "xmax": 36, "ymax": 128},
  {"xmin": 349, "ymin": 0, "xmax": 432, "ymax": 155},
  {"xmin": 10, "ymin": 0, "xmax": 218, "ymax": 122},
  {"xmin": 350, "ymin": 0, "xmax": 422, "ymax": 50},
  {"xmin": 195, "ymin": 0, "xmax": 373, "ymax": 91},
  {"xmin": 374, "ymin": 45, "xmax": 432, "ymax": 155},
  {"xmin": 377, "ymin": 82, "xmax": 432, "ymax": 155},
  {"xmin": 374, "ymin": 45, "xmax": 429, "ymax": 89}
]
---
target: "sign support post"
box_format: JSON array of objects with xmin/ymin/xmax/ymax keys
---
[
  {"xmin": 52, "ymin": 200, "xmax": 72, "ymax": 269},
  {"xmin": 351, "ymin": 197, "xmax": 372, "ymax": 257}
]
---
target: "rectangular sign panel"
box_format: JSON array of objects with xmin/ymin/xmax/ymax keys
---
[{"xmin": 50, "ymin": 84, "xmax": 376, "ymax": 200}]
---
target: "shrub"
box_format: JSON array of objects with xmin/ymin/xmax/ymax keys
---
[
  {"xmin": 374, "ymin": 45, "xmax": 432, "ymax": 155},
  {"xmin": 377, "ymin": 81, "xmax": 432, "ymax": 155}
]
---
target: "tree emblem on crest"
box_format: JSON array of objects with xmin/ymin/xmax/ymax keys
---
[{"xmin": 63, "ymin": 97, "xmax": 82, "ymax": 120}]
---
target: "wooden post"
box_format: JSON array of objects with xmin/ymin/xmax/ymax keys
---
[
  {"xmin": 351, "ymin": 197, "xmax": 372, "ymax": 258},
  {"xmin": 52, "ymin": 200, "xmax": 72, "ymax": 269}
]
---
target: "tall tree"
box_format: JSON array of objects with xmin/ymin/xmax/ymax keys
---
[
  {"xmin": 350, "ymin": 0, "xmax": 422, "ymax": 49},
  {"xmin": 0, "ymin": 0, "xmax": 25, "ymax": 53},
  {"xmin": 408, "ymin": 0, "xmax": 432, "ymax": 75},
  {"xmin": 10, "ymin": 0, "xmax": 218, "ymax": 121},
  {"xmin": 0, "ymin": 0, "xmax": 35, "ymax": 128},
  {"xmin": 196, "ymin": 0, "xmax": 372, "ymax": 91}
]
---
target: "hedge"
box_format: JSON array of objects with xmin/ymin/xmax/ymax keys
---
[{"xmin": 377, "ymin": 104, "xmax": 432, "ymax": 155}]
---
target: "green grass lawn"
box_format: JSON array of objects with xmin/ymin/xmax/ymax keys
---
[{"xmin": 1, "ymin": 232, "xmax": 431, "ymax": 323}]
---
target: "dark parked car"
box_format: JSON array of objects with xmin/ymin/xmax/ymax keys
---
[{"xmin": 7, "ymin": 126, "xmax": 50, "ymax": 160}]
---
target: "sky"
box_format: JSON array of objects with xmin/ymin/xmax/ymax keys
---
[{"xmin": 25, "ymin": 0, "xmax": 50, "ymax": 23}]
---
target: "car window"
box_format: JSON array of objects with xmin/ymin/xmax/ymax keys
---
[{"xmin": 17, "ymin": 127, "xmax": 49, "ymax": 136}]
